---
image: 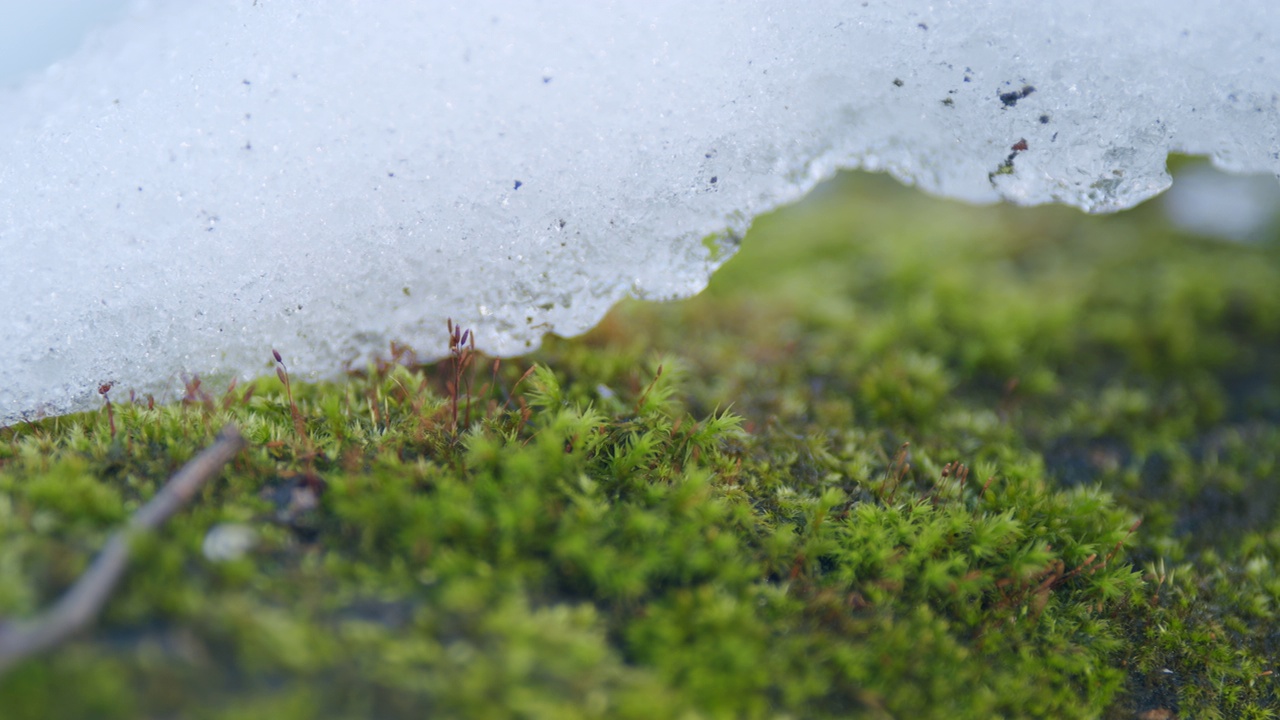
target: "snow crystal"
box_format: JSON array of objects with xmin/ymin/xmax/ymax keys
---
[{"xmin": 2, "ymin": 1, "xmax": 1278, "ymax": 423}]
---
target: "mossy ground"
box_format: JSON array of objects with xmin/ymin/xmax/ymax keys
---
[{"xmin": 2, "ymin": 171, "xmax": 1278, "ymax": 719}]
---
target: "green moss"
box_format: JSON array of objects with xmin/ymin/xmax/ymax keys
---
[{"xmin": 2, "ymin": 169, "xmax": 1278, "ymax": 718}]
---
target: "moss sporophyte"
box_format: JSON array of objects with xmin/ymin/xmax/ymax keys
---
[{"xmin": 1, "ymin": 172, "xmax": 1278, "ymax": 718}]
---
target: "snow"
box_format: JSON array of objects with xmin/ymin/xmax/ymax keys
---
[{"xmin": 2, "ymin": 1, "xmax": 1278, "ymax": 423}]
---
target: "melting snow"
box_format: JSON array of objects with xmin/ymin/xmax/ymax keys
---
[{"xmin": 2, "ymin": 1, "xmax": 1278, "ymax": 423}]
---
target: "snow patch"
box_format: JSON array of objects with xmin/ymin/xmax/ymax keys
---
[{"xmin": 2, "ymin": 1, "xmax": 1278, "ymax": 423}]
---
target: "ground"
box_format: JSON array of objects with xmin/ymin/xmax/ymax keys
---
[{"xmin": 1, "ymin": 170, "xmax": 1278, "ymax": 718}]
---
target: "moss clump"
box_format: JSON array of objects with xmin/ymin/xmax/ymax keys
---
[{"xmin": 2, "ymin": 170, "xmax": 1278, "ymax": 718}]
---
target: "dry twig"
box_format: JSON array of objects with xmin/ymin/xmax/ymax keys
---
[{"xmin": 0, "ymin": 425, "xmax": 247, "ymax": 675}]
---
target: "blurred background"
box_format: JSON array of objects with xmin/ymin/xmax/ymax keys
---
[{"xmin": 0, "ymin": 0, "xmax": 127, "ymax": 88}]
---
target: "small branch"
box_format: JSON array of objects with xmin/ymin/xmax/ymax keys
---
[{"xmin": 0, "ymin": 425, "xmax": 247, "ymax": 675}]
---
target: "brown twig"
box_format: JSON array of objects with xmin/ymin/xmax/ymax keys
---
[{"xmin": 0, "ymin": 425, "xmax": 247, "ymax": 675}]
